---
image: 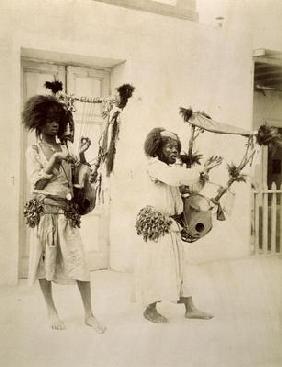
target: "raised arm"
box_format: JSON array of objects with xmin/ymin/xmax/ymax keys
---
[{"xmin": 147, "ymin": 158, "xmax": 207, "ymax": 190}]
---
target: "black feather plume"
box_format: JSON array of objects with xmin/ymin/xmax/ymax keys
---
[
  {"xmin": 117, "ymin": 84, "xmax": 135, "ymax": 109},
  {"xmin": 179, "ymin": 107, "xmax": 193, "ymax": 122},
  {"xmin": 256, "ymin": 124, "xmax": 282, "ymax": 146},
  {"xmin": 180, "ymin": 153, "xmax": 202, "ymax": 167},
  {"xmin": 45, "ymin": 80, "xmax": 63, "ymax": 95}
]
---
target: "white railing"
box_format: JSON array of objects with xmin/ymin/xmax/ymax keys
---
[{"xmin": 252, "ymin": 182, "xmax": 282, "ymax": 255}]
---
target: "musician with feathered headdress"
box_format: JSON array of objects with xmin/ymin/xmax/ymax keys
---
[{"xmin": 22, "ymin": 93, "xmax": 105, "ymax": 333}]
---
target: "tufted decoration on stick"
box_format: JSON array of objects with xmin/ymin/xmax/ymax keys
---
[{"xmin": 178, "ymin": 105, "xmax": 282, "ymax": 242}]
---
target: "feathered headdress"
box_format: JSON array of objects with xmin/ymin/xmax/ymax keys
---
[{"xmin": 22, "ymin": 80, "xmax": 74, "ymax": 143}]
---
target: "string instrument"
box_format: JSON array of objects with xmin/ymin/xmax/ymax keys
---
[
  {"xmin": 59, "ymin": 84, "xmax": 135, "ymax": 215},
  {"xmin": 178, "ymin": 108, "xmax": 281, "ymax": 243},
  {"xmin": 72, "ymin": 158, "xmax": 96, "ymax": 215}
]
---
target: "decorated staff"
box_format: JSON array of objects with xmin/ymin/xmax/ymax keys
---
[
  {"xmin": 44, "ymin": 80, "xmax": 96, "ymax": 215},
  {"xmin": 178, "ymin": 107, "xmax": 282, "ymax": 241},
  {"xmin": 44, "ymin": 80, "xmax": 135, "ymax": 211},
  {"xmin": 91, "ymin": 83, "xmax": 135, "ymax": 180}
]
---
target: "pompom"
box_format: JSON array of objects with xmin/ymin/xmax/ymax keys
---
[
  {"xmin": 116, "ymin": 84, "xmax": 135, "ymax": 109},
  {"xmin": 257, "ymin": 124, "xmax": 282, "ymax": 146},
  {"xmin": 45, "ymin": 80, "xmax": 63, "ymax": 95},
  {"xmin": 179, "ymin": 107, "xmax": 193, "ymax": 122}
]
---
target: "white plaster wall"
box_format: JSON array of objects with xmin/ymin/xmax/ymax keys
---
[{"xmin": 0, "ymin": 0, "xmax": 280, "ymax": 281}]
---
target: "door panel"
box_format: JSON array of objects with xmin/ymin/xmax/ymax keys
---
[
  {"xmin": 20, "ymin": 61, "xmax": 66, "ymax": 278},
  {"xmin": 67, "ymin": 66, "xmax": 111, "ymax": 270}
]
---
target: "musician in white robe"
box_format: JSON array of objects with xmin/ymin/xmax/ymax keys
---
[{"xmin": 135, "ymin": 128, "xmax": 214, "ymax": 323}]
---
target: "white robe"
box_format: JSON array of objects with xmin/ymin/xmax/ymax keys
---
[
  {"xmin": 26, "ymin": 143, "xmax": 90, "ymax": 285},
  {"xmin": 135, "ymin": 157, "xmax": 203, "ymax": 305}
]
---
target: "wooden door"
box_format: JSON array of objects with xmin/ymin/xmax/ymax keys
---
[{"xmin": 67, "ymin": 66, "xmax": 111, "ymax": 270}]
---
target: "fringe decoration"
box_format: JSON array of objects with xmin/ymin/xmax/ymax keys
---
[
  {"xmin": 90, "ymin": 84, "xmax": 135, "ymax": 178},
  {"xmin": 23, "ymin": 198, "xmax": 44, "ymax": 228},
  {"xmin": 64, "ymin": 201, "xmax": 81, "ymax": 228},
  {"xmin": 106, "ymin": 111, "xmax": 120, "ymax": 176},
  {"xmin": 23, "ymin": 198, "xmax": 81, "ymax": 228},
  {"xmin": 136, "ymin": 206, "xmax": 172, "ymax": 242}
]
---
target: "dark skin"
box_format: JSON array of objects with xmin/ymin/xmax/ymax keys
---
[
  {"xmin": 35, "ymin": 120, "xmax": 90, "ymax": 190},
  {"xmin": 158, "ymin": 139, "xmax": 179, "ymax": 165},
  {"xmin": 143, "ymin": 138, "xmax": 213, "ymax": 323},
  {"xmin": 35, "ymin": 117, "xmax": 105, "ymax": 333}
]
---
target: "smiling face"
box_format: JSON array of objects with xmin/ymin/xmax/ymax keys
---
[{"xmin": 159, "ymin": 138, "xmax": 180, "ymax": 165}]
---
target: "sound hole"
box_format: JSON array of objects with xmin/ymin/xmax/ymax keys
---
[{"xmin": 195, "ymin": 223, "xmax": 205, "ymax": 233}]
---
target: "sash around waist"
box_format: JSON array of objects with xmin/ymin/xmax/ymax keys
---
[{"xmin": 34, "ymin": 194, "xmax": 69, "ymax": 212}]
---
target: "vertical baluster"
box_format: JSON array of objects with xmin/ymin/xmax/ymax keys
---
[
  {"xmin": 280, "ymin": 184, "xmax": 282, "ymax": 254},
  {"xmin": 270, "ymin": 182, "xmax": 277, "ymax": 254},
  {"xmin": 262, "ymin": 184, "xmax": 268, "ymax": 254},
  {"xmin": 254, "ymin": 190, "xmax": 262, "ymax": 254},
  {"xmin": 251, "ymin": 190, "xmax": 255, "ymax": 254}
]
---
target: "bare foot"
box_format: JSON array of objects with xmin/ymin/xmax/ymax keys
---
[
  {"xmin": 85, "ymin": 315, "xmax": 106, "ymax": 334},
  {"xmin": 143, "ymin": 308, "xmax": 168, "ymax": 323},
  {"xmin": 185, "ymin": 308, "xmax": 214, "ymax": 320},
  {"xmin": 48, "ymin": 311, "xmax": 66, "ymax": 330}
]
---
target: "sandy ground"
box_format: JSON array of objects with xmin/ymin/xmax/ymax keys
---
[{"xmin": 0, "ymin": 256, "xmax": 281, "ymax": 367}]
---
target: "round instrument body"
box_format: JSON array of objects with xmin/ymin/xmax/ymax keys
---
[
  {"xmin": 181, "ymin": 194, "xmax": 213, "ymax": 243},
  {"xmin": 73, "ymin": 164, "xmax": 96, "ymax": 215}
]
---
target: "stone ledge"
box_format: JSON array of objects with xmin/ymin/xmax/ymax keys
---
[{"xmin": 94, "ymin": 0, "xmax": 198, "ymax": 21}]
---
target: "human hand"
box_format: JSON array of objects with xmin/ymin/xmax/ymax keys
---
[
  {"xmin": 199, "ymin": 171, "xmax": 209, "ymax": 183},
  {"xmin": 203, "ymin": 155, "xmax": 223, "ymax": 173},
  {"xmin": 54, "ymin": 151, "xmax": 75, "ymax": 164},
  {"xmin": 79, "ymin": 137, "xmax": 91, "ymax": 154}
]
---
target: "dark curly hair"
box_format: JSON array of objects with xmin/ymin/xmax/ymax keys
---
[
  {"xmin": 22, "ymin": 95, "xmax": 73, "ymax": 142},
  {"xmin": 144, "ymin": 127, "xmax": 181, "ymax": 158}
]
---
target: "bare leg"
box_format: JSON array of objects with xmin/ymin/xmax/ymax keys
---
[
  {"xmin": 143, "ymin": 302, "xmax": 168, "ymax": 323},
  {"xmin": 178, "ymin": 296, "xmax": 214, "ymax": 320},
  {"xmin": 39, "ymin": 279, "xmax": 66, "ymax": 330},
  {"xmin": 77, "ymin": 280, "xmax": 106, "ymax": 334}
]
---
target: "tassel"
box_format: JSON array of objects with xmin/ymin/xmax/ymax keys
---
[
  {"xmin": 216, "ymin": 203, "xmax": 226, "ymax": 221},
  {"xmin": 106, "ymin": 112, "xmax": 120, "ymax": 176},
  {"xmin": 117, "ymin": 84, "xmax": 135, "ymax": 109}
]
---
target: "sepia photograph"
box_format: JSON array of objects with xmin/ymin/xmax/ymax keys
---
[{"xmin": 0, "ymin": 1, "xmax": 281, "ymax": 366}]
